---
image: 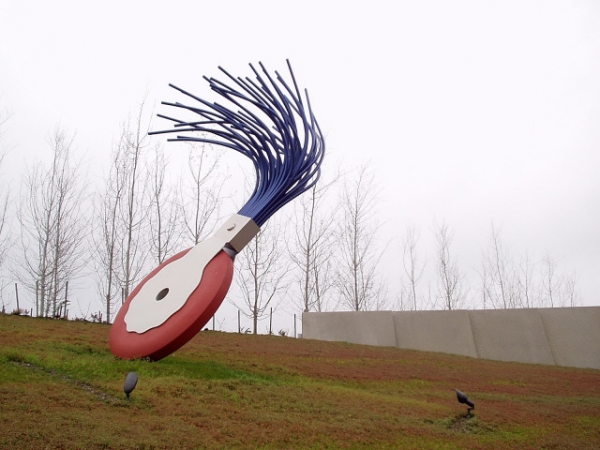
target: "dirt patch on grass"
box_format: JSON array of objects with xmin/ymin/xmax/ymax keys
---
[{"xmin": 13, "ymin": 360, "xmax": 123, "ymax": 404}]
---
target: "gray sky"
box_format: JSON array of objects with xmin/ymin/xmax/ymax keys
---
[{"xmin": 1, "ymin": 1, "xmax": 599, "ymax": 320}]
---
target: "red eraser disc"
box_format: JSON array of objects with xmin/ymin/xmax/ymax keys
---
[{"xmin": 109, "ymin": 249, "xmax": 233, "ymax": 361}]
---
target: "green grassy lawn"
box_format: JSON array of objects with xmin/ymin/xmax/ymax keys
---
[{"xmin": 1, "ymin": 313, "xmax": 599, "ymax": 449}]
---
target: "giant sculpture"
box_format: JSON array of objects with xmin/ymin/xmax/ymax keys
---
[{"xmin": 110, "ymin": 61, "xmax": 325, "ymax": 360}]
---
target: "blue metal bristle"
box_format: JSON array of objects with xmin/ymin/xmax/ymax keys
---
[{"xmin": 149, "ymin": 60, "xmax": 325, "ymax": 227}]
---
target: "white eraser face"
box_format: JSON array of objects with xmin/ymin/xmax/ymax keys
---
[{"xmin": 124, "ymin": 214, "xmax": 258, "ymax": 333}]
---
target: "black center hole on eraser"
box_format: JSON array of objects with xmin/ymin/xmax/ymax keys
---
[{"xmin": 156, "ymin": 288, "xmax": 169, "ymax": 301}]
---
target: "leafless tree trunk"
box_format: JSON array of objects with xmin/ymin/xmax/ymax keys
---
[
  {"xmin": 563, "ymin": 272, "xmax": 580, "ymax": 307},
  {"xmin": 290, "ymin": 179, "xmax": 339, "ymax": 313},
  {"xmin": 336, "ymin": 165, "xmax": 386, "ymax": 311},
  {"xmin": 480, "ymin": 224, "xmax": 519, "ymax": 309},
  {"xmin": 180, "ymin": 142, "xmax": 224, "ymax": 245},
  {"xmin": 0, "ymin": 111, "xmax": 11, "ymax": 287},
  {"xmin": 94, "ymin": 145, "xmax": 125, "ymax": 323},
  {"xmin": 147, "ymin": 145, "xmax": 182, "ymax": 264},
  {"xmin": 115, "ymin": 102, "xmax": 151, "ymax": 300},
  {"xmin": 479, "ymin": 224, "xmax": 580, "ymax": 310},
  {"xmin": 517, "ymin": 251, "xmax": 536, "ymax": 308},
  {"xmin": 540, "ymin": 251, "xmax": 561, "ymax": 307},
  {"xmin": 538, "ymin": 253, "xmax": 580, "ymax": 307},
  {"xmin": 479, "ymin": 264, "xmax": 492, "ymax": 310},
  {"xmin": 0, "ymin": 113, "xmax": 10, "ymax": 307},
  {"xmin": 18, "ymin": 127, "xmax": 89, "ymax": 317},
  {"xmin": 93, "ymin": 101, "xmax": 154, "ymax": 322},
  {"xmin": 401, "ymin": 225, "xmax": 425, "ymax": 310},
  {"xmin": 0, "ymin": 153, "xmax": 9, "ymax": 273},
  {"xmin": 233, "ymin": 223, "xmax": 291, "ymax": 334},
  {"xmin": 434, "ymin": 221, "xmax": 465, "ymax": 310},
  {"xmin": 0, "ymin": 159, "xmax": 8, "ymax": 310}
]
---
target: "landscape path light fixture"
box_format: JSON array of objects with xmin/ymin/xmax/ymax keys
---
[
  {"xmin": 455, "ymin": 389, "xmax": 475, "ymax": 417},
  {"xmin": 124, "ymin": 372, "xmax": 138, "ymax": 400}
]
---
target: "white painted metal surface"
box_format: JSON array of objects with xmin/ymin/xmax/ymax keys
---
[{"xmin": 124, "ymin": 214, "xmax": 259, "ymax": 333}]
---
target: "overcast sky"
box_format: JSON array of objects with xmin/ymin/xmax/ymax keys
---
[{"xmin": 1, "ymin": 1, "xmax": 599, "ymax": 324}]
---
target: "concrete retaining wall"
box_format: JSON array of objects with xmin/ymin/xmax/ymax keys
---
[
  {"xmin": 302, "ymin": 311, "xmax": 397, "ymax": 347},
  {"xmin": 302, "ymin": 307, "xmax": 600, "ymax": 370}
]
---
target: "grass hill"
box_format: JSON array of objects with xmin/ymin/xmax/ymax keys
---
[{"xmin": 1, "ymin": 313, "xmax": 599, "ymax": 449}]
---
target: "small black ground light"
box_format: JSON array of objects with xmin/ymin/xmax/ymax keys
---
[
  {"xmin": 124, "ymin": 372, "xmax": 138, "ymax": 400},
  {"xmin": 455, "ymin": 389, "xmax": 475, "ymax": 417}
]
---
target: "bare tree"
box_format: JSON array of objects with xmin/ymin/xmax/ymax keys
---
[
  {"xmin": 179, "ymin": 142, "xmax": 224, "ymax": 245},
  {"xmin": 537, "ymin": 252, "xmax": 581, "ymax": 308},
  {"xmin": 562, "ymin": 271, "xmax": 580, "ymax": 307},
  {"xmin": 479, "ymin": 263, "xmax": 492, "ymax": 310},
  {"xmin": 434, "ymin": 221, "xmax": 465, "ymax": 310},
  {"xmin": 540, "ymin": 251, "xmax": 561, "ymax": 308},
  {"xmin": 0, "ymin": 155, "xmax": 8, "ymax": 311},
  {"xmin": 147, "ymin": 144, "xmax": 182, "ymax": 264},
  {"xmin": 400, "ymin": 225, "xmax": 426, "ymax": 310},
  {"xmin": 115, "ymin": 102, "xmax": 152, "ymax": 300},
  {"xmin": 233, "ymin": 223, "xmax": 291, "ymax": 334},
  {"xmin": 481, "ymin": 224, "xmax": 518, "ymax": 308},
  {"xmin": 517, "ymin": 251, "xmax": 536, "ymax": 308},
  {"xmin": 18, "ymin": 127, "xmax": 89, "ymax": 317},
  {"xmin": 94, "ymin": 144, "xmax": 126, "ymax": 323},
  {"xmin": 0, "ymin": 111, "xmax": 11, "ymax": 308},
  {"xmin": 479, "ymin": 224, "xmax": 581, "ymax": 310},
  {"xmin": 290, "ymin": 179, "xmax": 339, "ymax": 313},
  {"xmin": 336, "ymin": 165, "xmax": 386, "ymax": 311},
  {"xmin": 0, "ymin": 154, "xmax": 8, "ymax": 269},
  {"xmin": 0, "ymin": 111, "xmax": 10, "ymax": 273},
  {"xmin": 93, "ymin": 101, "xmax": 155, "ymax": 322}
]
